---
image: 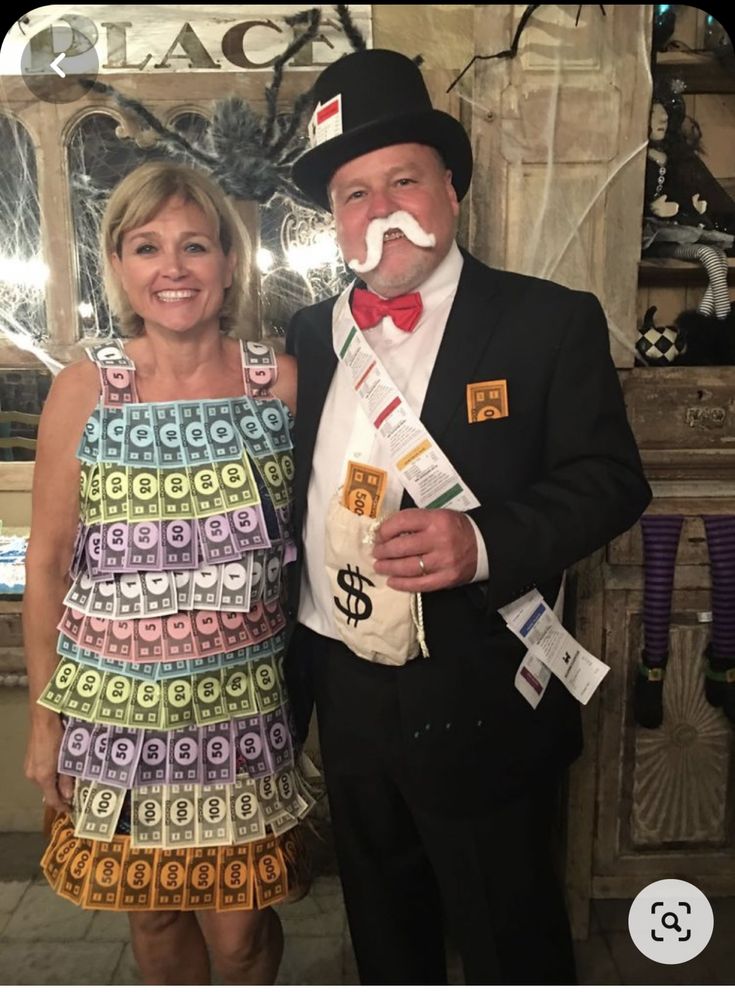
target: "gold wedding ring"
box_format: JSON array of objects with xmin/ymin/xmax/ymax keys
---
[{"xmin": 418, "ymin": 556, "xmax": 427, "ymax": 576}]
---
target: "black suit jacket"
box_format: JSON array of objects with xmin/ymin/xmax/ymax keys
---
[{"xmin": 285, "ymin": 250, "xmax": 651, "ymax": 801}]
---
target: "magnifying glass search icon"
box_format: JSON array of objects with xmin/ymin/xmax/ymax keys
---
[{"xmin": 661, "ymin": 912, "xmax": 682, "ymax": 932}]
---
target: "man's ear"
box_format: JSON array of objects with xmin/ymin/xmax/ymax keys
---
[{"xmin": 445, "ymin": 170, "xmax": 460, "ymax": 217}]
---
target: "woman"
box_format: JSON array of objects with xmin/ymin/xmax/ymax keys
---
[{"xmin": 23, "ymin": 161, "xmax": 308, "ymax": 984}]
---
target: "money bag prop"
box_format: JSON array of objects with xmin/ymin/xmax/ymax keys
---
[{"xmin": 325, "ymin": 493, "xmax": 422, "ymax": 665}]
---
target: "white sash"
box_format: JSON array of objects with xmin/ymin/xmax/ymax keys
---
[
  {"xmin": 332, "ymin": 284, "xmax": 480, "ymax": 512},
  {"xmin": 325, "ymin": 281, "xmax": 482, "ymax": 666},
  {"xmin": 327, "ymin": 284, "xmax": 608, "ymax": 704}
]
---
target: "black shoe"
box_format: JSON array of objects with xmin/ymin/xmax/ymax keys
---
[
  {"xmin": 704, "ymin": 643, "xmax": 735, "ymax": 723},
  {"xmin": 633, "ymin": 651, "xmax": 667, "ymax": 729}
]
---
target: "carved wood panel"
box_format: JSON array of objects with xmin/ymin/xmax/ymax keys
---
[{"xmin": 593, "ymin": 585, "xmax": 735, "ymax": 897}]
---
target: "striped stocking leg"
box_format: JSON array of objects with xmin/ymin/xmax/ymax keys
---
[
  {"xmin": 634, "ymin": 515, "xmax": 684, "ymax": 728},
  {"xmin": 703, "ymin": 515, "xmax": 735, "ymax": 722},
  {"xmin": 669, "ymin": 245, "xmax": 730, "ymax": 318}
]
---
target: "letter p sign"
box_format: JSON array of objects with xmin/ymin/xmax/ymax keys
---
[{"xmin": 21, "ymin": 14, "xmax": 99, "ymax": 103}]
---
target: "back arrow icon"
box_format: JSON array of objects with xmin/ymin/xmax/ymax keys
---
[{"xmin": 50, "ymin": 53, "xmax": 66, "ymax": 78}]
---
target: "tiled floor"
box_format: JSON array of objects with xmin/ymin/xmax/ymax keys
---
[
  {"xmin": 0, "ymin": 874, "xmax": 353, "ymax": 985},
  {"xmin": 1, "ymin": 833, "xmax": 733, "ymax": 984}
]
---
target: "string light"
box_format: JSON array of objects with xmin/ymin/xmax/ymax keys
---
[
  {"xmin": 256, "ymin": 248, "xmax": 275, "ymax": 273},
  {"xmin": 0, "ymin": 256, "xmax": 48, "ymax": 289},
  {"xmin": 285, "ymin": 232, "xmax": 340, "ymax": 276}
]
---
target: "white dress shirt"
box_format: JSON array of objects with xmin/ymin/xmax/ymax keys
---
[{"xmin": 298, "ymin": 241, "xmax": 489, "ymax": 637}]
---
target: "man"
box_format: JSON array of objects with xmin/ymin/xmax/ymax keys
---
[{"xmin": 285, "ymin": 49, "xmax": 650, "ymax": 984}]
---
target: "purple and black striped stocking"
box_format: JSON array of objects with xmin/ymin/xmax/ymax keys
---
[
  {"xmin": 634, "ymin": 515, "xmax": 683, "ymax": 729},
  {"xmin": 641, "ymin": 515, "xmax": 684, "ymax": 662},
  {"xmin": 703, "ymin": 516, "xmax": 735, "ymax": 657},
  {"xmin": 702, "ymin": 516, "xmax": 735, "ymax": 722}
]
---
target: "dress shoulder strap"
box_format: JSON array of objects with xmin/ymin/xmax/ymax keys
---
[
  {"xmin": 85, "ymin": 340, "xmax": 138, "ymax": 407},
  {"xmin": 240, "ymin": 339, "xmax": 278, "ymax": 399}
]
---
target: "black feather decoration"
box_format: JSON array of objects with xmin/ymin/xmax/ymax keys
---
[{"xmin": 263, "ymin": 8, "xmax": 322, "ymax": 148}]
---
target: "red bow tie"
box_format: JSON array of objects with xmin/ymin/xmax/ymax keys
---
[{"xmin": 351, "ymin": 287, "xmax": 423, "ymax": 333}]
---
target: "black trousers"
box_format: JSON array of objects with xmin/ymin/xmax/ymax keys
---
[{"xmin": 295, "ymin": 625, "xmax": 577, "ymax": 986}]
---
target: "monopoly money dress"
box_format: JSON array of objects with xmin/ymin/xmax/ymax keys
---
[{"xmin": 38, "ymin": 339, "xmax": 312, "ymax": 912}]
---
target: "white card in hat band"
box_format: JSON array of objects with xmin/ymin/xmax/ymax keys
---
[{"xmin": 308, "ymin": 94, "xmax": 343, "ymax": 148}]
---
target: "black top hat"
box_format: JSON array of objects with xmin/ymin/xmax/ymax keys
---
[{"xmin": 292, "ymin": 49, "xmax": 473, "ymax": 211}]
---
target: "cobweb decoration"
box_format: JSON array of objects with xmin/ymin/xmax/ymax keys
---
[
  {"xmin": 71, "ymin": 4, "xmax": 360, "ymax": 345},
  {"xmin": 0, "ymin": 115, "xmax": 54, "ymax": 366},
  {"xmin": 259, "ymin": 197, "xmax": 350, "ymax": 342},
  {"xmin": 68, "ymin": 113, "xmax": 156, "ymax": 340},
  {"xmin": 451, "ymin": 4, "xmax": 650, "ymax": 361},
  {"xmin": 0, "ymin": 4, "xmax": 372, "ymax": 365}
]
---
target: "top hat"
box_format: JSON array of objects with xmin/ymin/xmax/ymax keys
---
[{"xmin": 292, "ymin": 49, "xmax": 473, "ymax": 211}]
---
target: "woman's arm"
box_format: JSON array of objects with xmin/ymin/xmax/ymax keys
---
[
  {"xmin": 23, "ymin": 360, "xmax": 100, "ymax": 811},
  {"xmin": 273, "ymin": 353, "xmax": 297, "ymax": 415}
]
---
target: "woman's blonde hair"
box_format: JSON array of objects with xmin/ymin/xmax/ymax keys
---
[{"xmin": 101, "ymin": 161, "xmax": 251, "ymax": 337}]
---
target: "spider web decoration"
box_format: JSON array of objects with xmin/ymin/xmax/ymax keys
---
[
  {"xmin": 68, "ymin": 113, "xmax": 156, "ymax": 340},
  {"xmin": 259, "ymin": 197, "xmax": 349, "ymax": 342},
  {"xmin": 449, "ymin": 4, "xmax": 650, "ymax": 361},
  {"xmin": 81, "ymin": 5, "xmax": 362, "ymax": 339},
  {"xmin": 0, "ymin": 115, "xmax": 50, "ymax": 363},
  {"xmin": 0, "ymin": 4, "xmax": 368, "ymax": 365}
]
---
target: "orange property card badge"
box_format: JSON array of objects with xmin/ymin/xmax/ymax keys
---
[{"xmin": 466, "ymin": 380, "xmax": 509, "ymax": 422}]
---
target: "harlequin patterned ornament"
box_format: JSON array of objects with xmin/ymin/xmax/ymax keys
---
[{"xmin": 636, "ymin": 306, "xmax": 687, "ymax": 366}]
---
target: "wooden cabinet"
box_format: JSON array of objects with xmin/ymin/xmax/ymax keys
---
[
  {"xmin": 561, "ymin": 7, "xmax": 735, "ymax": 937},
  {"xmin": 465, "ymin": 5, "xmax": 735, "ymax": 937},
  {"xmin": 566, "ymin": 368, "xmax": 735, "ymax": 937}
]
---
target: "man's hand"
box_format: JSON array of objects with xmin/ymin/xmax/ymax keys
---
[{"xmin": 372, "ymin": 508, "xmax": 477, "ymax": 592}]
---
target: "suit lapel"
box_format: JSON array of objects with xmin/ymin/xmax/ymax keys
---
[
  {"xmin": 292, "ymin": 310, "xmax": 338, "ymax": 531},
  {"xmin": 419, "ymin": 251, "xmax": 505, "ymax": 445}
]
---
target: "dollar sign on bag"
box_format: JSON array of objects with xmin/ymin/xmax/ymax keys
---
[{"xmin": 334, "ymin": 564, "xmax": 374, "ymax": 626}]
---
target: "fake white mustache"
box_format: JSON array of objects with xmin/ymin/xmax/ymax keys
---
[{"xmin": 348, "ymin": 211, "xmax": 437, "ymax": 273}]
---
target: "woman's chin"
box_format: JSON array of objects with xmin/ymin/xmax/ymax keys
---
[{"xmin": 142, "ymin": 316, "xmax": 219, "ymax": 338}]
